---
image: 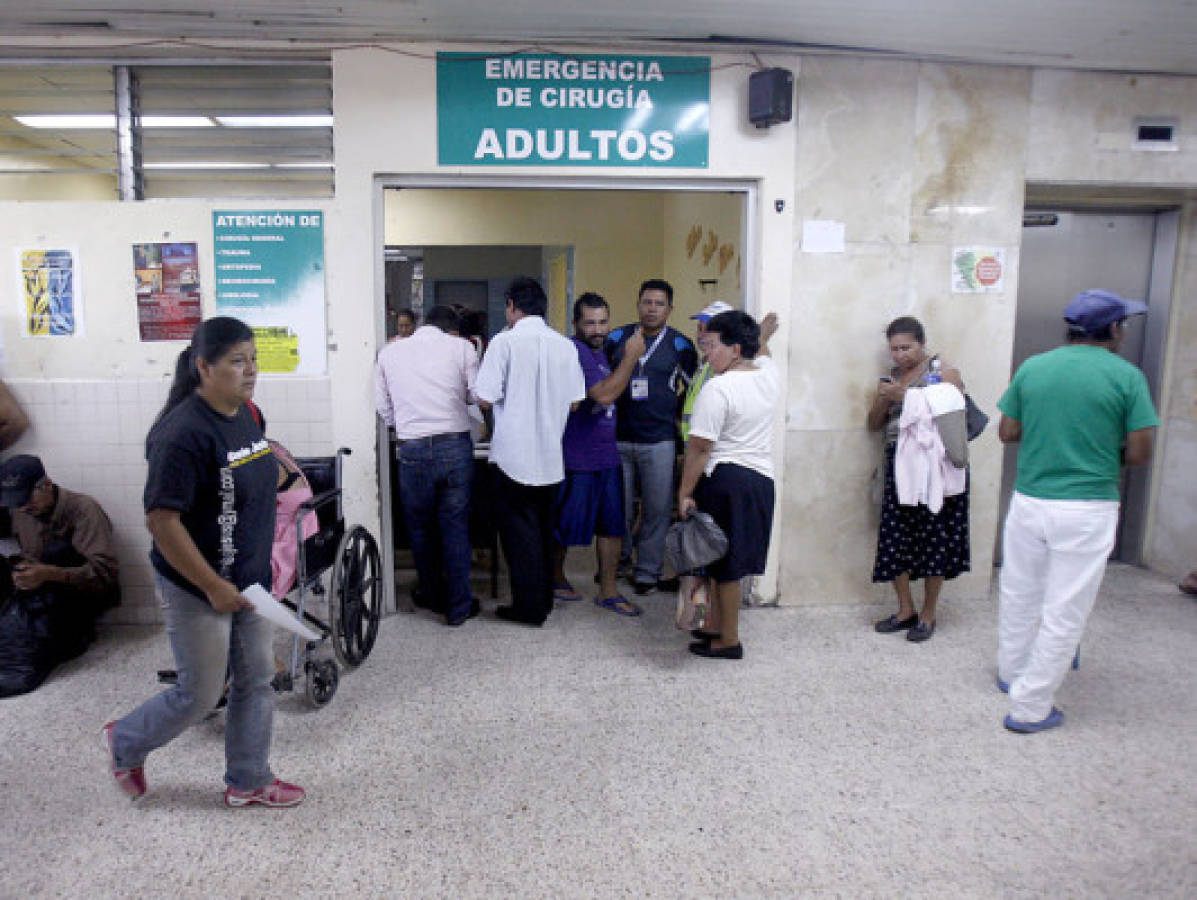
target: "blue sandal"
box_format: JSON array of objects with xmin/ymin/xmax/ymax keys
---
[
  {"xmin": 553, "ymin": 583, "xmax": 581, "ymax": 602},
  {"xmin": 595, "ymin": 595, "xmax": 642, "ymax": 617}
]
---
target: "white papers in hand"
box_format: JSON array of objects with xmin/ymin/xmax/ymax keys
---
[{"xmin": 241, "ymin": 583, "xmax": 321, "ymax": 641}]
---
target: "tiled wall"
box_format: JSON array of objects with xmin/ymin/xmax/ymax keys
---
[{"xmin": 6, "ymin": 377, "xmax": 334, "ymax": 624}]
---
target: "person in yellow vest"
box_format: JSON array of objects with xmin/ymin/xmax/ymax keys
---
[
  {"xmin": 680, "ymin": 301, "xmax": 733, "ymax": 444},
  {"xmin": 682, "ymin": 303, "xmax": 778, "ymax": 442}
]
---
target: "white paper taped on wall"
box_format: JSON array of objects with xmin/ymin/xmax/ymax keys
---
[{"xmin": 801, "ymin": 220, "xmax": 846, "ymax": 254}]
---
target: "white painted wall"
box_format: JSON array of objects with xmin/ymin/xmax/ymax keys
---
[{"xmin": 0, "ymin": 199, "xmax": 334, "ymax": 621}]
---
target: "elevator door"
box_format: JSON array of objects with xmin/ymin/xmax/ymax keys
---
[{"xmin": 999, "ymin": 210, "xmax": 1165, "ymax": 564}]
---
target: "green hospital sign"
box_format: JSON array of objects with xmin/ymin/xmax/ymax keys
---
[{"xmin": 437, "ymin": 52, "xmax": 710, "ymax": 168}]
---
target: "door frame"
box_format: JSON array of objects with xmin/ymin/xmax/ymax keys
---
[
  {"xmin": 999, "ymin": 205, "xmax": 1178, "ymax": 566},
  {"xmin": 371, "ymin": 174, "xmax": 759, "ymax": 613}
]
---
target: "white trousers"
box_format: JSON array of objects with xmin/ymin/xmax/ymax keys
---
[{"xmin": 997, "ymin": 491, "xmax": 1119, "ymax": 722}]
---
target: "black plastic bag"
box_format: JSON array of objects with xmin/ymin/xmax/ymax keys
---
[{"xmin": 0, "ymin": 595, "xmax": 55, "ymax": 698}]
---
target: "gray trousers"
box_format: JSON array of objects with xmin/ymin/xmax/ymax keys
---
[{"xmin": 617, "ymin": 439, "xmax": 677, "ymax": 585}]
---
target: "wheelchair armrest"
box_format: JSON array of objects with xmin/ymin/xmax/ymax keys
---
[{"xmin": 299, "ymin": 488, "xmax": 340, "ymax": 513}]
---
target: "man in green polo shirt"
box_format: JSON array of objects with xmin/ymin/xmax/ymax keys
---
[{"xmin": 996, "ymin": 289, "xmax": 1158, "ymax": 734}]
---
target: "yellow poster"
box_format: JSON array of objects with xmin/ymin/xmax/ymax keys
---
[
  {"xmin": 252, "ymin": 326, "xmax": 301, "ymax": 373},
  {"xmin": 19, "ymin": 248, "xmax": 78, "ymax": 336}
]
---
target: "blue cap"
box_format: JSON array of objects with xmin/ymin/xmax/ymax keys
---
[
  {"xmin": 0, "ymin": 454, "xmax": 45, "ymax": 508},
  {"xmin": 1063, "ymin": 289, "xmax": 1147, "ymax": 332}
]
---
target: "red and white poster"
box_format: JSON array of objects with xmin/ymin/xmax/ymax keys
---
[
  {"xmin": 952, "ymin": 247, "xmax": 1006, "ymax": 294},
  {"xmin": 134, "ymin": 242, "xmax": 203, "ymax": 341}
]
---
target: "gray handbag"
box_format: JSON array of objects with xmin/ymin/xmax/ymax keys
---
[
  {"xmin": 964, "ymin": 394, "xmax": 989, "ymax": 440},
  {"xmin": 927, "ymin": 354, "xmax": 987, "ymax": 441},
  {"xmin": 665, "ymin": 511, "xmax": 729, "ymax": 574}
]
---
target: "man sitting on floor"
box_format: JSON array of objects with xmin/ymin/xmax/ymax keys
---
[{"xmin": 0, "ymin": 454, "xmax": 119, "ymax": 696}]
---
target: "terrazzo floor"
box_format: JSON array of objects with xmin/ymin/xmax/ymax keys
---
[{"xmin": 1, "ymin": 562, "xmax": 1194, "ymax": 897}]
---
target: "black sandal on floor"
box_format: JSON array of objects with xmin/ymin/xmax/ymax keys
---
[{"xmin": 874, "ymin": 613, "xmax": 918, "ymax": 633}]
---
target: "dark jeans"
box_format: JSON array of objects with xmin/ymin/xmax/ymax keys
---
[
  {"xmin": 494, "ymin": 467, "xmax": 559, "ymax": 623},
  {"xmin": 397, "ymin": 433, "xmax": 474, "ymax": 622}
]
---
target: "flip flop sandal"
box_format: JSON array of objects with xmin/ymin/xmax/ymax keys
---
[
  {"xmin": 595, "ymin": 595, "xmax": 643, "ymax": 617},
  {"xmin": 553, "ymin": 584, "xmax": 582, "ymax": 602}
]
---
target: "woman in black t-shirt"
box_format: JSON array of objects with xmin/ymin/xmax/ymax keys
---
[{"xmin": 102, "ymin": 317, "xmax": 305, "ymax": 808}]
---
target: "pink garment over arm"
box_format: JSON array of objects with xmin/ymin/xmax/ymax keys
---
[{"xmin": 895, "ymin": 388, "xmax": 966, "ymax": 514}]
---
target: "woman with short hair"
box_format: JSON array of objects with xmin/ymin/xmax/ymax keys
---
[{"xmin": 677, "ymin": 310, "xmax": 779, "ymax": 660}]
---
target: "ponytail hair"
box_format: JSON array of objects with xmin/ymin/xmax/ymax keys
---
[{"xmin": 152, "ymin": 316, "xmax": 255, "ymax": 429}]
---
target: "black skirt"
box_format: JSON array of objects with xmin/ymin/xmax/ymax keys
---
[
  {"xmin": 872, "ymin": 443, "xmax": 970, "ymax": 583},
  {"xmin": 695, "ymin": 462, "xmax": 775, "ymax": 583}
]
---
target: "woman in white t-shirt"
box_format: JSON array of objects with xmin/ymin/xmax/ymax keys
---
[{"xmin": 677, "ymin": 311, "xmax": 779, "ymax": 660}]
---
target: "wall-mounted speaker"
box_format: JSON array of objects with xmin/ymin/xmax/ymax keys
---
[{"xmin": 748, "ymin": 67, "xmax": 794, "ymax": 128}]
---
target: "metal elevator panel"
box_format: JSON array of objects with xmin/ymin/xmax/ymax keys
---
[{"xmin": 999, "ymin": 210, "xmax": 1164, "ymax": 564}]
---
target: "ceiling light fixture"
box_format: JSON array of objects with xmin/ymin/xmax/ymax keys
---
[
  {"xmin": 143, "ymin": 161, "xmax": 270, "ymax": 170},
  {"xmin": 141, "ymin": 116, "xmax": 215, "ymax": 128},
  {"xmin": 215, "ymin": 115, "xmax": 333, "ymax": 128},
  {"xmin": 16, "ymin": 114, "xmax": 217, "ymax": 129},
  {"xmin": 15, "ymin": 114, "xmax": 114, "ymax": 129}
]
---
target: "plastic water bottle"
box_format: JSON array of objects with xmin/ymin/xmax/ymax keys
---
[{"xmin": 926, "ymin": 358, "xmax": 942, "ymax": 385}]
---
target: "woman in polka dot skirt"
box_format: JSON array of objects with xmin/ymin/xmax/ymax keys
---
[{"xmin": 866, "ymin": 316, "xmax": 970, "ymax": 642}]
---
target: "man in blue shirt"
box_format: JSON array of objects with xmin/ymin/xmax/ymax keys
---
[
  {"xmin": 554, "ymin": 293, "xmax": 645, "ymax": 616},
  {"xmin": 605, "ymin": 279, "xmax": 698, "ymax": 595}
]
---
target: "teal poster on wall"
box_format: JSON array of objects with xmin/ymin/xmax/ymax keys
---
[
  {"xmin": 437, "ymin": 52, "xmax": 710, "ymax": 168},
  {"xmin": 212, "ymin": 210, "xmax": 327, "ymax": 375}
]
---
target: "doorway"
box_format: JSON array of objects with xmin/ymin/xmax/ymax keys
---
[
  {"xmin": 998, "ymin": 208, "xmax": 1178, "ymax": 564},
  {"xmin": 383, "ymin": 244, "xmax": 577, "ymax": 341},
  {"xmin": 374, "ymin": 179, "xmax": 754, "ymax": 612}
]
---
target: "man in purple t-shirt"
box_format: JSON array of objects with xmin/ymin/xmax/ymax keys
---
[{"xmin": 553, "ymin": 293, "xmax": 646, "ymax": 616}]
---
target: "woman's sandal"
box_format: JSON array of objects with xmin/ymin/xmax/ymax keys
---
[
  {"xmin": 553, "ymin": 583, "xmax": 581, "ymax": 602},
  {"xmin": 595, "ymin": 595, "xmax": 642, "ymax": 617}
]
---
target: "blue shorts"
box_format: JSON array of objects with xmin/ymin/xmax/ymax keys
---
[{"xmin": 555, "ymin": 466, "xmax": 626, "ymax": 546}]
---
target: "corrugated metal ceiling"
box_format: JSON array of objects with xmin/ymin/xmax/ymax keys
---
[{"xmin": 0, "ymin": 1, "xmax": 1194, "ymax": 75}]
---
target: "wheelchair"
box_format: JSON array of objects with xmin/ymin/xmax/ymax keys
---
[
  {"xmin": 157, "ymin": 447, "xmax": 383, "ymax": 709},
  {"xmin": 274, "ymin": 447, "xmax": 383, "ymax": 706}
]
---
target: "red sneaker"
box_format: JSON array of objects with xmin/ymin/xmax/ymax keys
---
[
  {"xmin": 224, "ymin": 778, "xmax": 306, "ymax": 809},
  {"xmin": 101, "ymin": 721, "xmax": 146, "ymax": 800}
]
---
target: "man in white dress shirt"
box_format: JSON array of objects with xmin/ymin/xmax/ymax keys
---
[
  {"xmin": 375, "ymin": 305, "xmax": 480, "ymax": 627},
  {"xmin": 475, "ymin": 277, "xmax": 586, "ymax": 626}
]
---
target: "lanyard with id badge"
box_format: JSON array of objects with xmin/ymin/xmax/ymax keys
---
[{"xmin": 630, "ymin": 329, "xmax": 667, "ymax": 401}]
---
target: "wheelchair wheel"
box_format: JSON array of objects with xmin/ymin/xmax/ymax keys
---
[
  {"xmin": 329, "ymin": 524, "xmax": 382, "ymax": 668},
  {"xmin": 305, "ymin": 658, "xmax": 339, "ymax": 708}
]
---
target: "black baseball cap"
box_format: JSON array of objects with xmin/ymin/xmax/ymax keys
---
[{"xmin": 0, "ymin": 454, "xmax": 46, "ymax": 508}]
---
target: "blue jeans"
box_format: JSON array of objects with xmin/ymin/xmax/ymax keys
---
[
  {"xmin": 398, "ymin": 432, "xmax": 474, "ymax": 622},
  {"xmin": 109, "ymin": 575, "xmax": 275, "ymax": 791},
  {"xmin": 617, "ymin": 439, "xmax": 677, "ymax": 585}
]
